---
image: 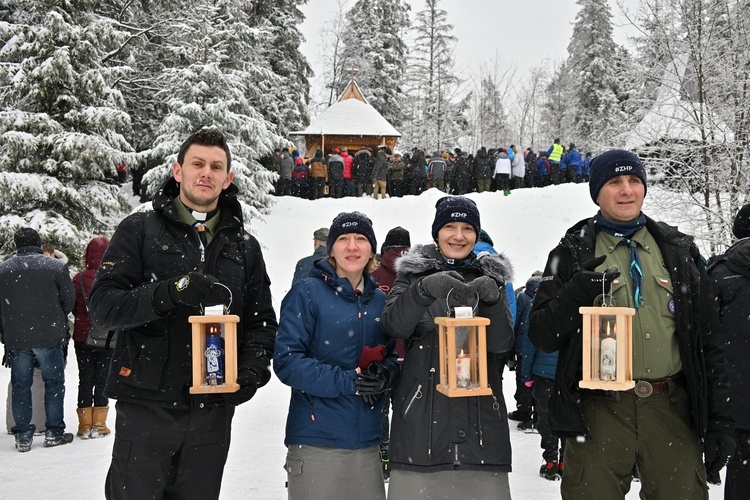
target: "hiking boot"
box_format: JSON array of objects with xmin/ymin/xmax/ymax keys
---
[
  {"xmin": 44, "ymin": 430, "xmax": 74, "ymax": 448},
  {"xmin": 508, "ymin": 410, "xmax": 531, "ymax": 422},
  {"xmin": 15, "ymin": 430, "xmax": 34, "ymax": 453},
  {"xmin": 517, "ymin": 420, "xmax": 537, "ymax": 433},
  {"xmin": 539, "ymin": 461, "xmax": 561, "ymax": 481}
]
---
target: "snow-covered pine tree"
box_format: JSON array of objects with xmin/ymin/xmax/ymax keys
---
[
  {"xmin": 141, "ymin": 0, "xmax": 288, "ymax": 222},
  {"xmin": 401, "ymin": 0, "xmax": 466, "ymax": 150},
  {"xmin": 566, "ymin": 0, "xmax": 626, "ymax": 146},
  {"xmin": 245, "ymin": 0, "xmax": 312, "ymax": 136},
  {"xmin": 339, "ymin": 0, "xmax": 410, "ymax": 128},
  {"xmin": 0, "ymin": 0, "xmax": 135, "ymax": 259}
]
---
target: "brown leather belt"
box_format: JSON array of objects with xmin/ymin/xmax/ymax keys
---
[{"xmin": 625, "ymin": 374, "xmax": 684, "ymax": 398}]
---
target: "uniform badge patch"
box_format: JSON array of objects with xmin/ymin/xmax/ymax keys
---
[
  {"xmin": 667, "ymin": 298, "xmax": 676, "ymax": 315},
  {"xmin": 176, "ymin": 276, "xmax": 189, "ymax": 291}
]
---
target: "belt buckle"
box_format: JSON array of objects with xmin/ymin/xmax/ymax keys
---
[{"xmin": 634, "ymin": 381, "xmax": 653, "ymax": 398}]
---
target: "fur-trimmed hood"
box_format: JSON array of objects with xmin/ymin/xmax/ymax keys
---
[{"xmin": 395, "ymin": 243, "xmax": 513, "ymax": 283}]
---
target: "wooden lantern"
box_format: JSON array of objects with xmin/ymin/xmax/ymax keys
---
[
  {"xmin": 189, "ymin": 314, "xmax": 240, "ymax": 394},
  {"xmin": 579, "ymin": 306, "xmax": 636, "ymax": 391},
  {"xmin": 434, "ymin": 316, "xmax": 493, "ymax": 397}
]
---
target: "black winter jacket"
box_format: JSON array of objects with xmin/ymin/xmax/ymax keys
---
[
  {"xmin": 89, "ymin": 178, "xmax": 277, "ymax": 409},
  {"xmin": 529, "ymin": 216, "xmax": 733, "ymax": 442},
  {"xmin": 708, "ymin": 237, "xmax": 750, "ymax": 429},
  {"xmin": 0, "ymin": 247, "xmax": 75, "ymax": 349},
  {"xmin": 381, "ymin": 244, "xmax": 514, "ymax": 473}
]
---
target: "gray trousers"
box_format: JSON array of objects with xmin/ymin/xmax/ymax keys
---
[
  {"xmin": 387, "ymin": 469, "xmax": 511, "ymax": 500},
  {"xmin": 286, "ymin": 444, "xmax": 385, "ymax": 500}
]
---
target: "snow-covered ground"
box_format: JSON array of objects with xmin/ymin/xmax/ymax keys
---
[{"xmin": 0, "ymin": 184, "xmax": 726, "ymax": 498}]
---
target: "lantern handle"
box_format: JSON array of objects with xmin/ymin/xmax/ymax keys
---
[
  {"xmin": 199, "ymin": 282, "xmax": 233, "ymax": 314},
  {"xmin": 445, "ymin": 288, "xmax": 480, "ymax": 317}
]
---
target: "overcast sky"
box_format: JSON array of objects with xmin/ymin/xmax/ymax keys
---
[{"xmin": 298, "ymin": 0, "xmax": 637, "ymax": 107}]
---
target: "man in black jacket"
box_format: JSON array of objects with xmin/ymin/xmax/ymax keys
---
[
  {"xmin": 708, "ymin": 203, "xmax": 750, "ymax": 499},
  {"xmin": 529, "ymin": 149, "xmax": 734, "ymax": 499},
  {"xmin": 0, "ymin": 227, "xmax": 76, "ymax": 452},
  {"xmin": 89, "ymin": 128, "xmax": 277, "ymax": 500}
]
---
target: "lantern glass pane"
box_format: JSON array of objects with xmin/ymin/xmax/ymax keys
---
[{"xmin": 598, "ymin": 314, "xmax": 617, "ymax": 381}]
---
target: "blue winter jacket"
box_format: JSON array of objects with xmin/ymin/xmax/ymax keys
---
[
  {"xmin": 474, "ymin": 241, "xmax": 516, "ymax": 322},
  {"xmin": 273, "ymin": 259, "xmax": 398, "ymax": 450}
]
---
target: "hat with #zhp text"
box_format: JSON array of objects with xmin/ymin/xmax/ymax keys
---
[
  {"xmin": 588, "ymin": 149, "xmax": 648, "ymax": 204},
  {"xmin": 313, "ymin": 227, "xmax": 329, "ymax": 243},
  {"xmin": 326, "ymin": 212, "xmax": 377, "ymax": 253},
  {"xmin": 732, "ymin": 204, "xmax": 750, "ymax": 239},
  {"xmin": 431, "ymin": 196, "xmax": 481, "ymax": 240},
  {"xmin": 14, "ymin": 227, "xmax": 42, "ymax": 250}
]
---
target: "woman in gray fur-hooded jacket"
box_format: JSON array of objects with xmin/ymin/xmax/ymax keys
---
[{"xmin": 381, "ymin": 196, "xmax": 515, "ymax": 499}]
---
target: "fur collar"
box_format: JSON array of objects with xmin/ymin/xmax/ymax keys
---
[{"xmin": 395, "ymin": 244, "xmax": 514, "ymax": 283}]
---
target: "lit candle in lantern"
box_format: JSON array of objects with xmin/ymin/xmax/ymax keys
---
[
  {"xmin": 205, "ymin": 324, "xmax": 224, "ymax": 385},
  {"xmin": 600, "ymin": 320, "xmax": 616, "ymax": 381},
  {"xmin": 456, "ymin": 349, "xmax": 471, "ymax": 388}
]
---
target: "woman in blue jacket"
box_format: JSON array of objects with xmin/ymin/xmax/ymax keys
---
[{"xmin": 274, "ymin": 212, "xmax": 399, "ymax": 500}]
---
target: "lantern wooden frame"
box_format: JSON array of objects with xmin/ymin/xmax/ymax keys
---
[
  {"xmin": 434, "ymin": 316, "xmax": 493, "ymax": 397},
  {"xmin": 189, "ymin": 314, "xmax": 240, "ymax": 394},
  {"xmin": 579, "ymin": 306, "xmax": 636, "ymax": 391}
]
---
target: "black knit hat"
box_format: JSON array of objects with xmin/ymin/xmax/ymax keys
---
[
  {"xmin": 431, "ymin": 196, "xmax": 481, "ymax": 240},
  {"xmin": 326, "ymin": 212, "xmax": 377, "ymax": 253},
  {"xmin": 733, "ymin": 204, "xmax": 750, "ymax": 239},
  {"xmin": 381, "ymin": 226, "xmax": 411, "ymax": 255},
  {"xmin": 589, "ymin": 149, "xmax": 647, "ymax": 204},
  {"xmin": 14, "ymin": 227, "xmax": 42, "ymax": 250}
]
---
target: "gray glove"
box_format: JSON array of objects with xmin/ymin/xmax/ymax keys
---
[
  {"xmin": 468, "ymin": 276, "xmax": 500, "ymax": 304},
  {"xmin": 418, "ymin": 271, "xmax": 467, "ymax": 299}
]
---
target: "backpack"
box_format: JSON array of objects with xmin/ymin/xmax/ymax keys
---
[{"xmin": 291, "ymin": 163, "xmax": 308, "ymax": 181}]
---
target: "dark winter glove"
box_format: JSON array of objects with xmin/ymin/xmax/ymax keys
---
[
  {"xmin": 356, "ymin": 362, "xmax": 398, "ymax": 396},
  {"xmin": 153, "ymin": 272, "xmax": 218, "ymax": 313},
  {"xmin": 704, "ymin": 431, "xmax": 735, "ymax": 480},
  {"xmin": 467, "ymin": 276, "xmax": 501, "ymax": 305},
  {"xmin": 223, "ymin": 368, "xmax": 260, "ymax": 406},
  {"xmin": 417, "ymin": 271, "xmax": 467, "ymax": 300},
  {"xmin": 572, "ymin": 256, "xmax": 621, "ymax": 303}
]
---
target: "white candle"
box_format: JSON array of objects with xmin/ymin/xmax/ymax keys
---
[
  {"xmin": 456, "ymin": 350, "xmax": 471, "ymax": 388},
  {"xmin": 600, "ymin": 322, "xmax": 617, "ymax": 381}
]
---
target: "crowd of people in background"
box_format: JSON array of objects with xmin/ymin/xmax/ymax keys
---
[{"xmin": 270, "ymin": 139, "xmax": 592, "ymax": 200}]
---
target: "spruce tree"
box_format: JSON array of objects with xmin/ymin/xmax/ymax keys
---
[
  {"xmin": 140, "ymin": 0, "xmax": 288, "ymax": 222},
  {"xmin": 0, "ymin": 0, "xmax": 135, "ymax": 258},
  {"xmin": 340, "ymin": 0, "xmax": 410, "ymax": 128},
  {"xmin": 566, "ymin": 0, "xmax": 625, "ymax": 145}
]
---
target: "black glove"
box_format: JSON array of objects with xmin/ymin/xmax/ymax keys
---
[
  {"xmin": 153, "ymin": 272, "xmax": 218, "ymax": 312},
  {"xmin": 356, "ymin": 362, "xmax": 398, "ymax": 396},
  {"xmin": 224, "ymin": 368, "xmax": 260, "ymax": 406},
  {"xmin": 704, "ymin": 431, "xmax": 735, "ymax": 479},
  {"xmin": 418, "ymin": 271, "xmax": 467, "ymax": 300},
  {"xmin": 572, "ymin": 256, "xmax": 621, "ymax": 302},
  {"xmin": 468, "ymin": 276, "xmax": 501, "ymax": 304}
]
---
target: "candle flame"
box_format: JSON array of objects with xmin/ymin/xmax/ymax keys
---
[{"xmin": 459, "ymin": 349, "xmax": 466, "ymax": 358}]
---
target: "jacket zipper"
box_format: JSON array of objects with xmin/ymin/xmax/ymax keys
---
[
  {"xmin": 427, "ymin": 368, "xmax": 435, "ymax": 458},
  {"xmin": 476, "ymin": 397, "xmax": 484, "ymax": 448},
  {"xmin": 403, "ymin": 383, "xmax": 422, "ymax": 418}
]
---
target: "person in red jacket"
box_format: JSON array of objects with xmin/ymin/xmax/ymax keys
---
[{"xmin": 71, "ymin": 236, "xmax": 112, "ymax": 439}]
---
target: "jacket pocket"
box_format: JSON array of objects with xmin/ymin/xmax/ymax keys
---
[
  {"xmin": 116, "ymin": 330, "xmax": 168, "ymax": 391},
  {"xmin": 215, "ymin": 242, "xmax": 245, "ymax": 287}
]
